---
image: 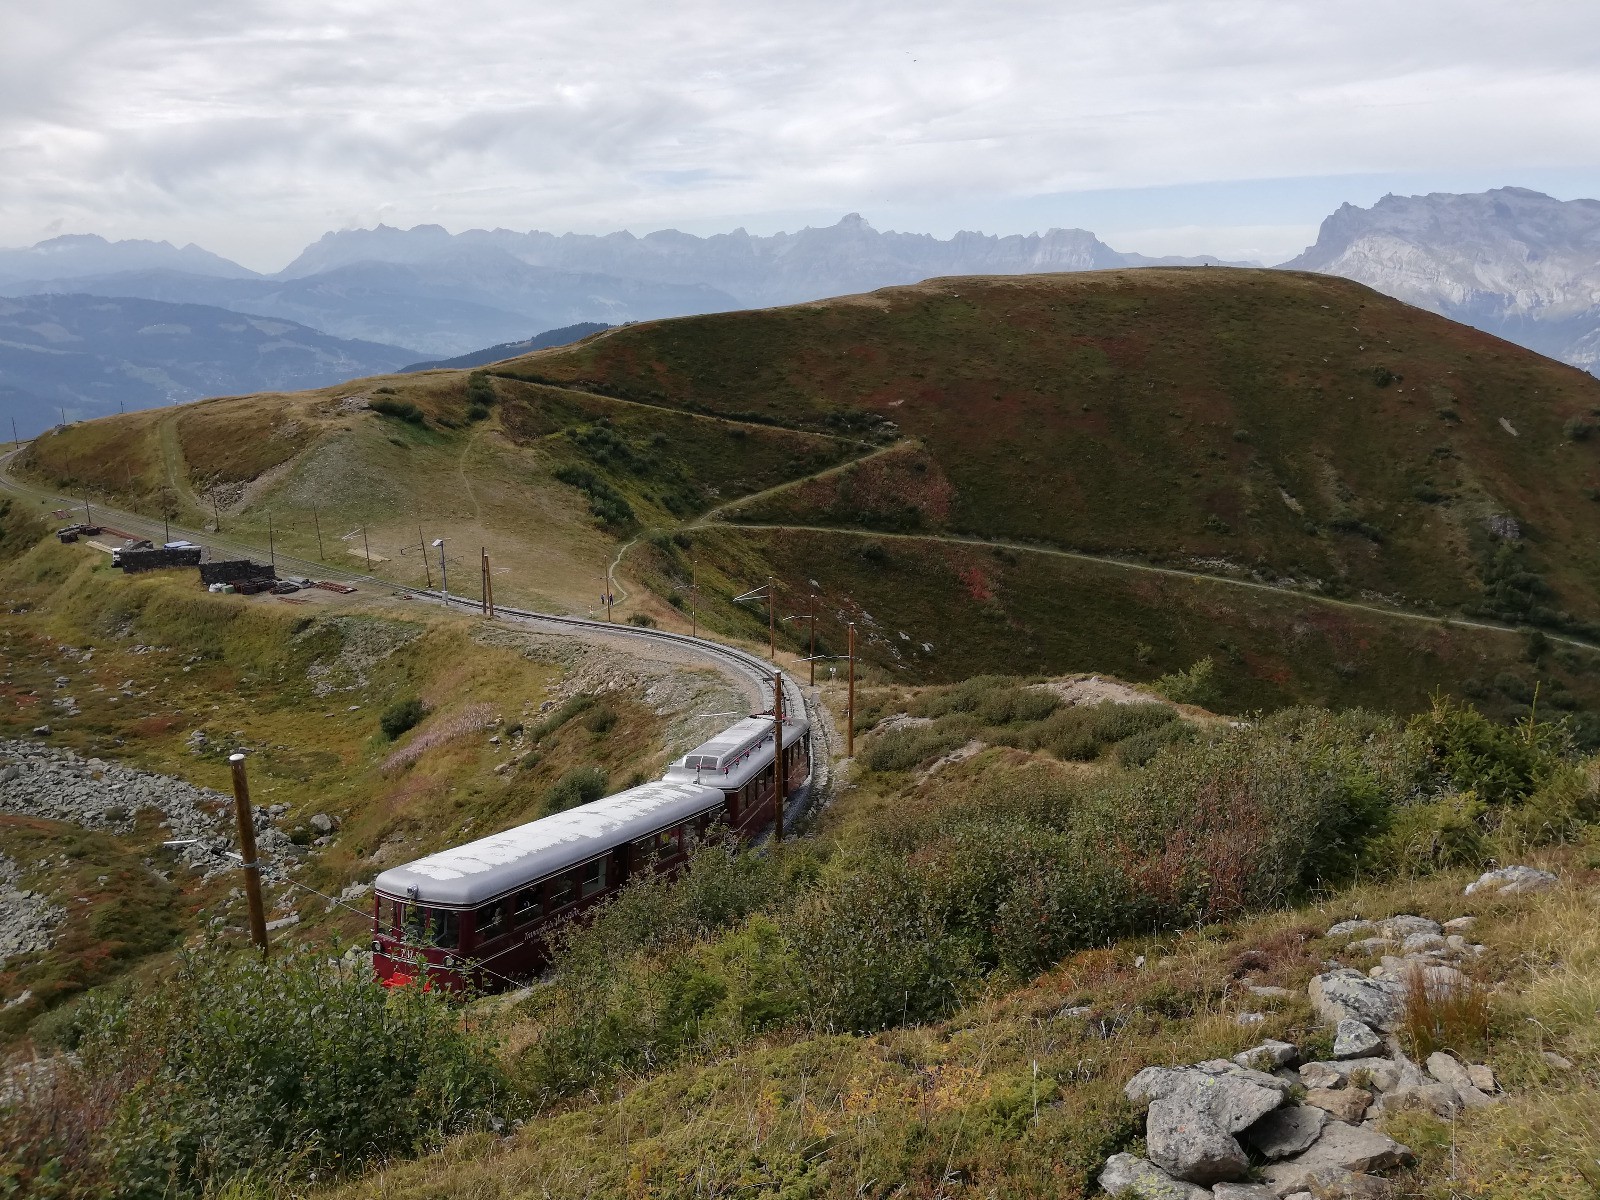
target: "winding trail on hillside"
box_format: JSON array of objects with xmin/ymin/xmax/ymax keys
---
[{"xmin": 671, "ymin": 515, "xmax": 1600, "ymax": 655}]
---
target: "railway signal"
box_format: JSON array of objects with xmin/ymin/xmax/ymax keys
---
[{"xmin": 228, "ymin": 753, "xmax": 270, "ymax": 956}]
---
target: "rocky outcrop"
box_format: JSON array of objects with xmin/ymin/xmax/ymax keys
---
[{"xmin": 1464, "ymin": 866, "xmax": 1558, "ymax": 896}]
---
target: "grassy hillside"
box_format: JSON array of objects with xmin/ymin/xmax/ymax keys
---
[
  {"xmin": 512, "ymin": 269, "xmax": 1600, "ymax": 634},
  {"xmin": 15, "ymin": 268, "xmax": 1600, "ymax": 718}
]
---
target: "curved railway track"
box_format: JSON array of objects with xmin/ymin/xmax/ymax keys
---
[{"xmin": 0, "ymin": 448, "xmax": 836, "ymax": 823}]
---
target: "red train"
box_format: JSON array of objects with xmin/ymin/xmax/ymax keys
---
[{"xmin": 371, "ymin": 710, "xmax": 810, "ymax": 991}]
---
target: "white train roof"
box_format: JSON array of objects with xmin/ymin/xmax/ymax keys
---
[
  {"xmin": 374, "ymin": 778, "xmax": 726, "ymax": 907},
  {"xmin": 662, "ymin": 714, "xmax": 808, "ymax": 790}
]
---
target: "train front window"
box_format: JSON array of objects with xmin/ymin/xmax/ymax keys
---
[
  {"xmin": 403, "ymin": 903, "xmax": 425, "ymax": 941},
  {"xmin": 429, "ymin": 909, "xmax": 460, "ymax": 949},
  {"xmin": 477, "ymin": 901, "xmax": 506, "ymax": 940}
]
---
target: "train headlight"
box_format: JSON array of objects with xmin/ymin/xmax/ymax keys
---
[{"xmin": 444, "ymin": 955, "xmax": 456, "ymax": 968}]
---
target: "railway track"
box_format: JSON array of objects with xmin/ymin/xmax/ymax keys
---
[{"xmin": 0, "ymin": 448, "xmax": 835, "ymax": 822}]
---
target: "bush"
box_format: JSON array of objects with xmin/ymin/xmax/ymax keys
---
[
  {"xmin": 528, "ymin": 694, "xmax": 594, "ymax": 742},
  {"xmin": 1405, "ymin": 693, "xmax": 1565, "ymax": 806},
  {"xmin": 1153, "ymin": 657, "xmax": 1218, "ymax": 706},
  {"xmin": 17, "ymin": 947, "xmax": 518, "ymax": 1196},
  {"xmin": 380, "ymin": 697, "xmax": 428, "ymax": 740},
  {"xmin": 545, "ymin": 766, "xmax": 608, "ymax": 814},
  {"xmin": 370, "ymin": 397, "xmax": 425, "ymax": 424},
  {"xmin": 627, "ymin": 613, "xmax": 657, "ymax": 628},
  {"xmin": 552, "ymin": 464, "xmax": 634, "ymax": 528},
  {"xmin": 1563, "ymin": 415, "xmax": 1595, "ymax": 442},
  {"xmin": 861, "ymin": 726, "xmax": 967, "ymax": 773},
  {"xmin": 582, "ymin": 704, "xmax": 618, "ymax": 736}
]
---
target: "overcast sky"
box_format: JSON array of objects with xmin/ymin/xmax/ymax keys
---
[{"xmin": 4, "ymin": 0, "xmax": 1600, "ymax": 271}]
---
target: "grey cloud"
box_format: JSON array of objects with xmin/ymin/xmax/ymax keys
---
[{"xmin": 2, "ymin": 0, "xmax": 1598, "ymax": 268}]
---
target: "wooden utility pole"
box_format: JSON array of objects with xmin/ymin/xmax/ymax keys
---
[
  {"xmin": 418, "ymin": 527, "xmax": 433, "ymax": 588},
  {"xmin": 83, "ymin": 496, "xmax": 91, "ymax": 525},
  {"xmin": 806, "ymin": 611, "xmax": 816, "ymax": 686},
  {"xmin": 480, "ymin": 548, "xmax": 495, "ymax": 617},
  {"xmin": 605, "ymin": 572, "xmax": 612, "ymax": 622},
  {"xmin": 362, "ymin": 525, "xmax": 372, "ymax": 570},
  {"xmin": 690, "ymin": 557, "xmax": 698, "ymax": 638},
  {"xmin": 846, "ymin": 622, "xmax": 856, "ymax": 758},
  {"xmin": 485, "ymin": 551, "xmax": 495, "ymax": 618},
  {"xmin": 772, "ymin": 673, "xmax": 784, "ymax": 842},
  {"xmin": 267, "ymin": 514, "xmax": 275, "ymax": 570},
  {"xmin": 10, "ymin": 417, "xmax": 18, "ymax": 447},
  {"xmin": 229, "ymin": 753, "xmax": 270, "ymax": 955},
  {"xmin": 212, "ymin": 493, "xmax": 221, "ymax": 533},
  {"xmin": 313, "ymin": 505, "xmax": 325, "ymax": 560},
  {"xmin": 767, "ymin": 576, "xmax": 775, "ymax": 660}
]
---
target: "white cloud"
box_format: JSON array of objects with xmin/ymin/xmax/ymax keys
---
[{"xmin": 2, "ymin": 0, "xmax": 1598, "ymax": 269}]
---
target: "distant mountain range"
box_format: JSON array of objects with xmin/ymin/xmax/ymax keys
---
[
  {"xmin": 400, "ymin": 322, "xmax": 612, "ymax": 372},
  {"xmin": 0, "ymin": 219, "xmax": 1242, "ymax": 361},
  {"xmin": 1282, "ymin": 188, "xmax": 1600, "ymax": 375},
  {"xmin": 0, "ymin": 293, "xmax": 415, "ymax": 438}
]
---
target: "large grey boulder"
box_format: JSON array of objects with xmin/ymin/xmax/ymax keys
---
[
  {"xmin": 1098, "ymin": 1152, "xmax": 1210, "ymax": 1199},
  {"xmin": 1332, "ymin": 1020, "xmax": 1382, "ymax": 1059},
  {"xmin": 1326, "ymin": 919, "xmax": 1377, "ymax": 938},
  {"xmin": 1464, "ymin": 865, "xmax": 1557, "ymax": 896},
  {"xmin": 1309, "ymin": 970, "xmax": 1406, "ymax": 1031},
  {"xmin": 1124, "ymin": 1065, "xmax": 1287, "ymax": 1132},
  {"xmin": 1261, "ymin": 1123, "xmax": 1413, "ymax": 1194},
  {"xmin": 1425, "ymin": 1052, "xmax": 1496, "ymax": 1108},
  {"xmin": 1243, "ymin": 1104, "xmax": 1327, "ymax": 1159},
  {"xmin": 1147, "ymin": 1098, "xmax": 1250, "ymax": 1185}
]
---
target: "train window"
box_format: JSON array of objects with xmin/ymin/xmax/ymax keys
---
[
  {"xmin": 403, "ymin": 903, "xmax": 425, "ymax": 942},
  {"xmin": 429, "ymin": 909, "xmax": 460, "ymax": 949},
  {"xmin": 656, "ymin": 827, "xmax": 682, "ymax": 854},
  {"xmin": 580, "ymin": 858, "xmax": 607, "ymax": 898},
  {"xmin": 633, "ymin": 835, "xmax": 657, "ymax": 862},
  {"xmin": 513, "ymin": 888, "xmax": 540, "ymax": 925},
  {"xmin": 379, "ymin": 897, "xmax": 403, "ymax": 929},
  {"xmin": 546, "ymin": 874, "xmax": 575, "ymax": 909},
  {"xmin": 476, "ymin": 902, "xmax": 506, "ymax": 940}
]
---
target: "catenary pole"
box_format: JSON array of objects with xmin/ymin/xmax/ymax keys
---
[
  {"xmin": 418, "ymin": 527, "xmax": 433, "ymax": 588},
  {"xmin": 313, "ymin": 505, "xmax": 325, "ymax": 560},
  {"xmin": 772, "ymin": 672, "xmax": 784, "ymax": 842},
  {"xmin": 847, "ymin": 622, "xmax": 856, "ymax": 759},
  {"xmin": 229, "ymin": 753, "xmax": 270, "ymax": 955}
]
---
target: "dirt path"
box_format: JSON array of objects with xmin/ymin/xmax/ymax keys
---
[{"xmin": 702, "ymin": 519, "xmax": 1600, "ymax": 656}]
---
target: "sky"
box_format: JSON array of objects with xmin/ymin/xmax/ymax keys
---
[{"xmin": 4, "ymin": 0, "xmax": 1600, "ymax": 272}]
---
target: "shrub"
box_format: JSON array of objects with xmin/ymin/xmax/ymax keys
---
[
  {"xmin": 1405, "ymin": 693, "xmax": 1565, "ymax": 806},
  {"xmin": 552, "ymin": 464, "xmax": 634, "ymax": 528},
  {"xmin": 627, "ymin": 613, "xmax": 657, "ymax": 628},
  {"xmin": 528, "ymin": 694, "xmax": 594, "ymax": 742},
  {"xmin": 1153, "ymin": 657, "xmax": 1218, "ymax": 706},
  {"xmin": 1563, "ymin": 414, "xmax": 1595, "ymax": 442},
  {"xmin": 582, "ymin": 704, "xmax": 617, "ymax": 736},
  {"xmin": 545, "ymin": 766, "xmax": 608, "ymax": 814},
  {"xmin": 370, "ymin": 396, "xmax": 425, "ymax": 424},
  {"xmin": 1366, "ymin": 791, "xmax": 1490, "ymax": 877},
  {"xmin": 861, "ymin": 726, "xmax": 967, "ymax": 773},
  {"xmin": 380, "ymin": 696, "xmax": 428, "ymax": 740},
  {"xmin": 26, "ymin": 947, "xmax": 518, "ymax": 1197},
  {"xmin": 465, "ymin": 371, "xmax": 497, "ymax": 409}
]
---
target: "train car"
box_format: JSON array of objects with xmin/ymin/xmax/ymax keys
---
[{"xmin": 372, "ymin": 709, "xmax": 809, "ymax": 991}]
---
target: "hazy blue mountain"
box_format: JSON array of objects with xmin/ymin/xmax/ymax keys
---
[
  {"xmin": 1, "ymin": 251, "xmax": 736, "ymax": 358},
  {"xmin": 0, "ymin": 234, "xmax": 256, "ymax": 283},
  {"xmin": 282, "ymin": 214, "xmax": 1246, "ymax": 309},
  {"xmin": 0, "ymin": 293, "xmax": 417, "ymax": 438},
  {"xmin": 400, "ymin": 322, "xmax": 612, "ymax": 372},
  {"xmin": 1282, "ymin": 187, "xmax": 1600, "ymax": 374}
]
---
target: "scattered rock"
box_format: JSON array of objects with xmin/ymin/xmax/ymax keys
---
[
  {"xmin": 1235, "ymin": 1011, "xmax": 1266, "ymax": 1026},
  {"xmin": 1425, "ymin": 1052, "xmax": 1495, "ymax": 1108},
  {"xmin": 1098, "ymin": 1153, "xmax": 1209, "ymax": 1200},
  {"xmin": 1442, "ymin": 916, "xmax": 1476, "ymax": 933},
  {"xmin": 1147, "ymin": 1098, "xmax": 1250, "ymax": 1185},
  {"xmin": 1346, "ymin": 937, "xmax": 1396, "ymax": 957},
  {"xmin": 1248, "ymin": 984, "xmax": 1293, "ymax": 998},
  {"xmin": 1303, "ymin": 1168, "xmax": 1393, "ymax": 1199},
  {"xmin": 1326, "ymin": 920, "xmax": 1377, "ymax": 938},
  {"xmin": 1213, "ymin": 1184, "xmax": 1279, "ymax": 1200},
  {"xmin": 1542, "ymin": 1051, "xmax": 1574, "ymax": 1070},
  {"xmin": 1400, "ymin": 933, "xmax": 1446, "ymax": 955},
  {"xmin": 1377, "ymin": 916, "xmax": 1441, "ymax": 940},
  {"xmin": 1243, "ymin": 1104, "xmax": 1327, "ymax": 1159},
  {"xmin": 1299, "ymin": 1062, "xmax": 1344, "ymax": 1090},
  {"xmin": 1378, "ymin": 1082, "xmax": 1461, "ymax": 1120},
  {"xmin": 1261, "ymin": 1123, "xmax": 1412, "ymax": 1194},
  {"xmin": 264, "ymin": 912, "xmax": 300, "ymax": 932},
  {"xmin": 1333, "ymin": 1020, "xmax": 1382, "ymax": 1060},
  {"xmin": 1125, "ymin": 1066, "xmax": 1287, "ymax": 1132},
  {"xmin": 1466, "ymin": 1064, "xmax": 1495, "ymax": 1093},
  {"xmin": 1309, "ymin": 969, "xmax": 1407, "ymax": 1031},
  {"xmin": 1464, "ymin": 865, "xmax": 1557, "ymax": 896},
  {"xmin": 309, "ymin": 813, "xmax": 335, "ymax": 835},
  {"xmin": 1234, "ymin": 1040, "xmax": 1298, "ymax": 1070},
  {"xmin": 1305, "ymin": 1087, "xmax": 1372, "ymax": 1123}
]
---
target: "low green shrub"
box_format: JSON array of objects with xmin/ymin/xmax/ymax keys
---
[
  {"xmin": 379, "ymin": 697, "xmax": 428, "ymax": 740},
  {"xmin": 11, "ymin": 947, "xmax": 518, "ymax": 1197},
  {"xmin": 370, "ymin": 397, "xmax": 425, "ymax": 424},
  {"xmin": 1153, "ymin": 657, "xmax": 1218, "ymax": 706},
  {"xmin": 861, "ymin": 725, "xmax": 967, "ymax": 772},
  {"xmin": 544, "ymin": 766, "xmax": 608, "ymax": 814}
]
